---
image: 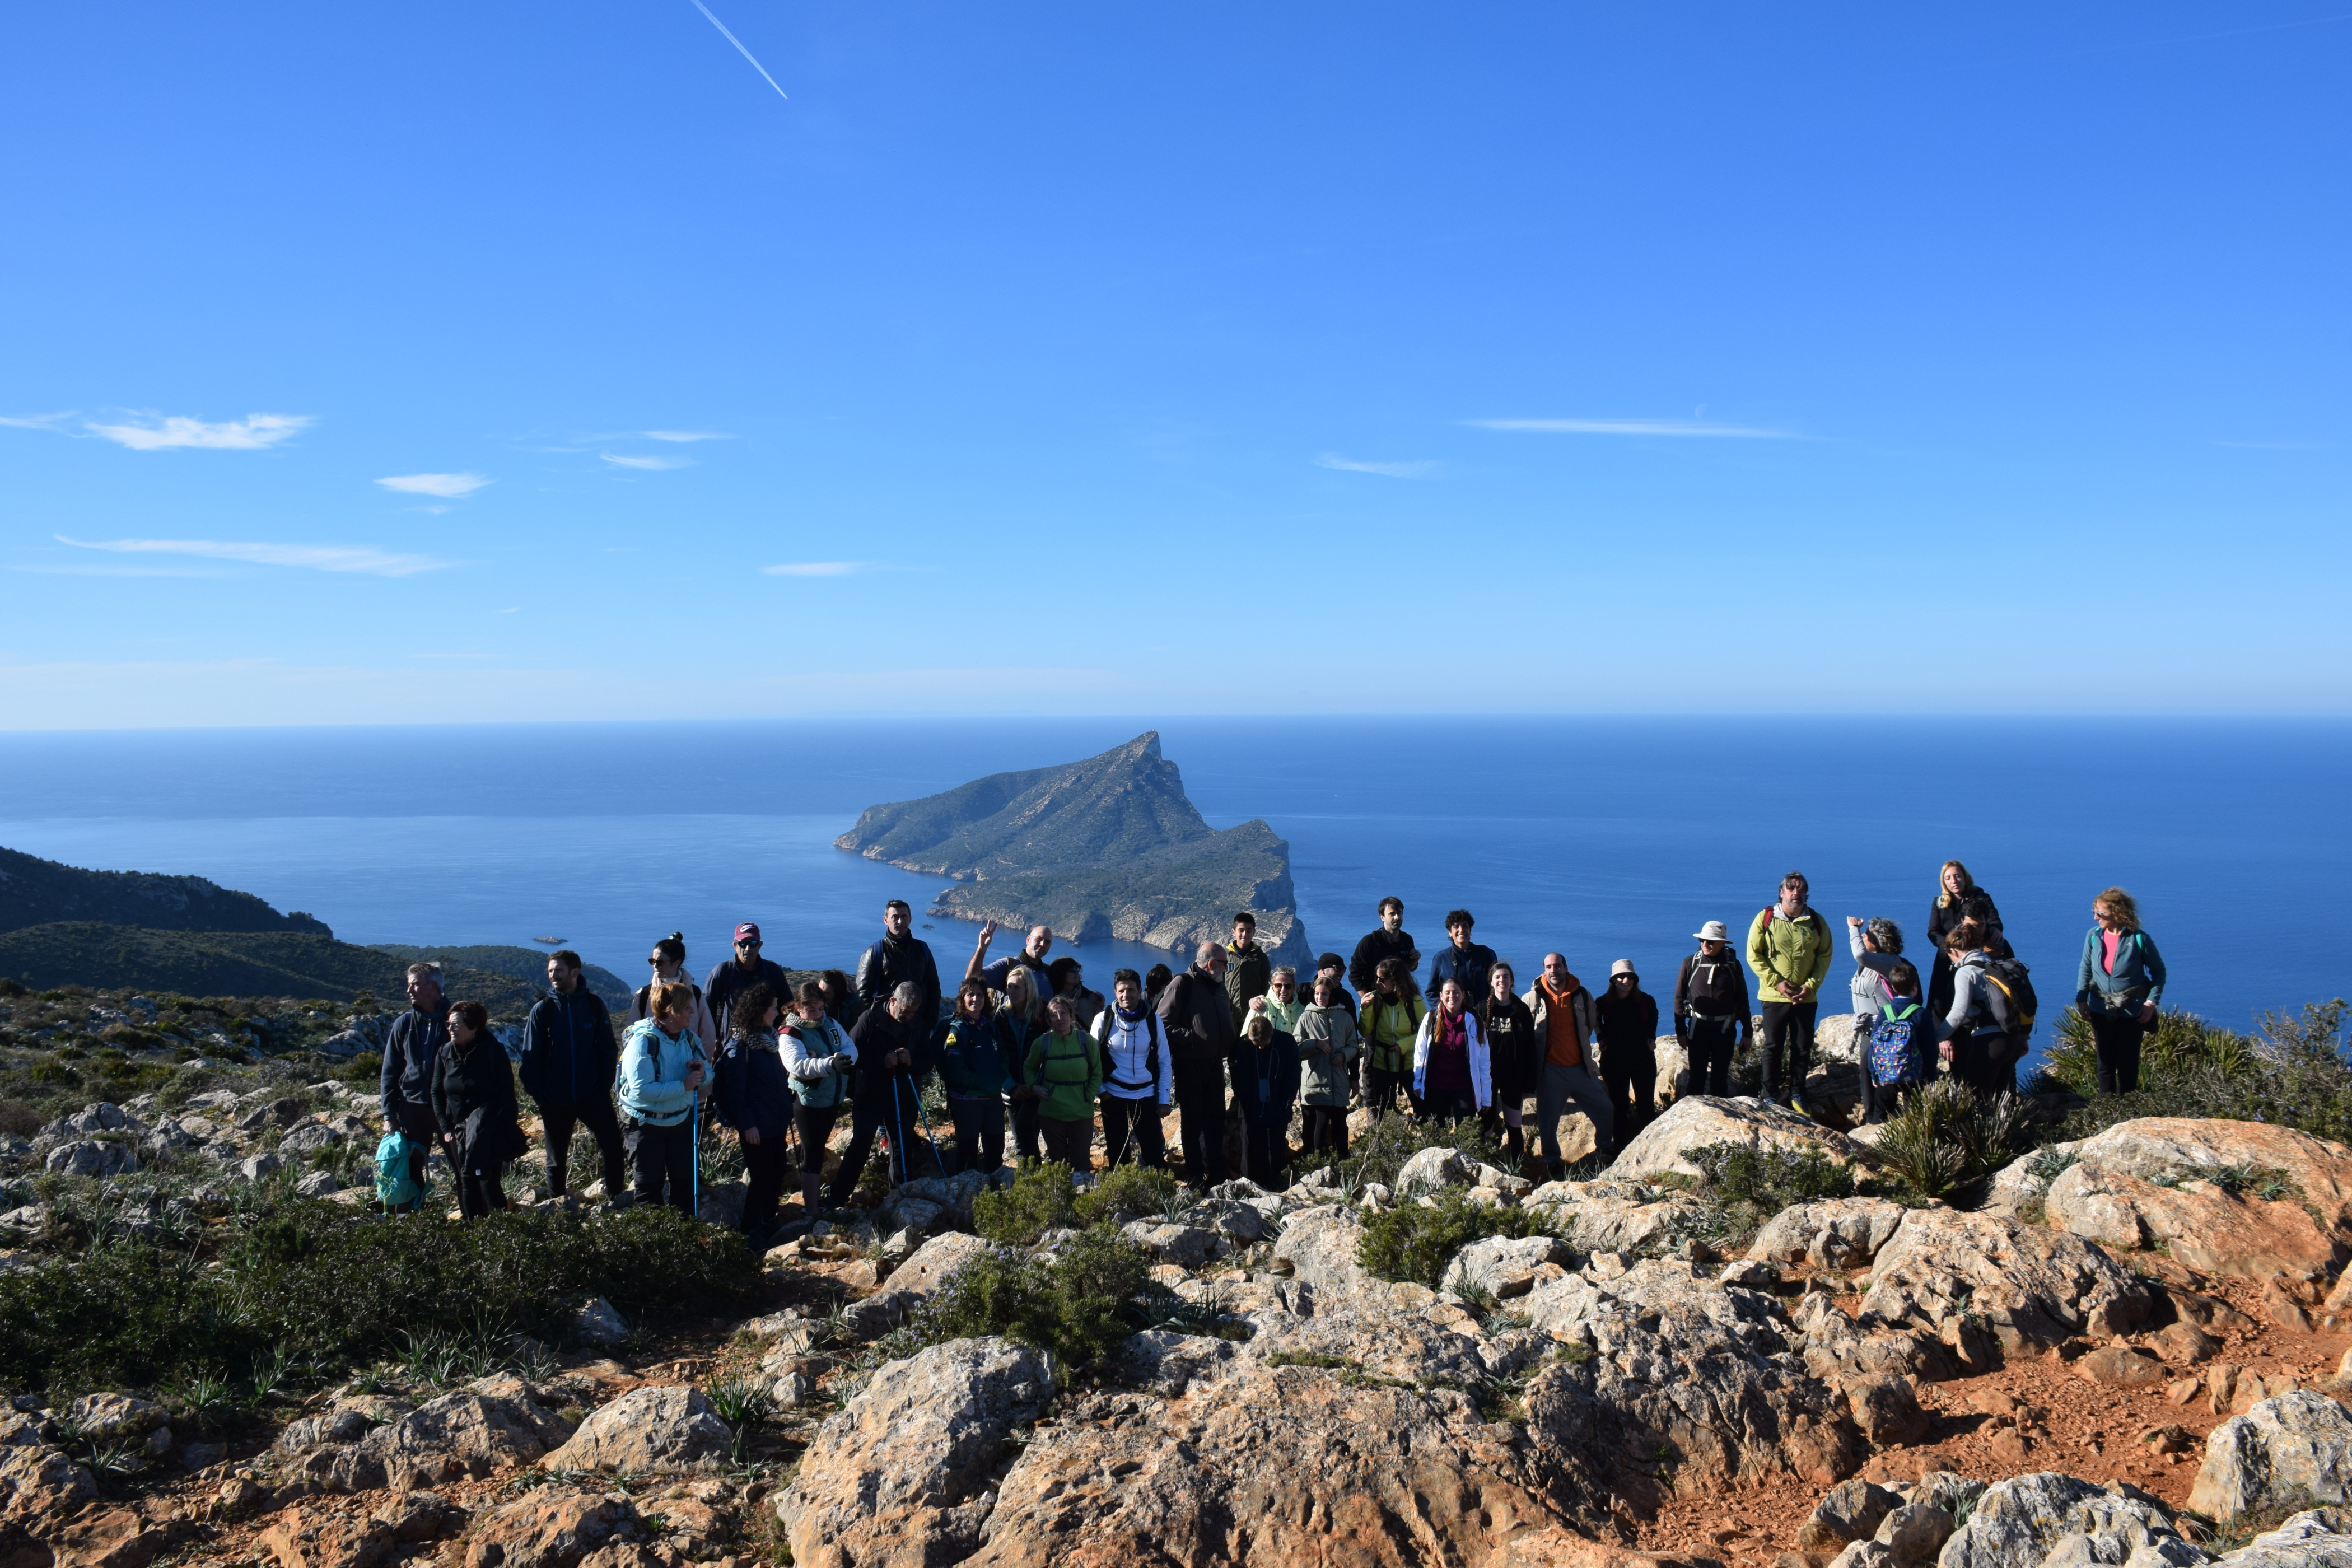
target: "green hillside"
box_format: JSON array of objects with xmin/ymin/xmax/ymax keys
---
[
  {"xmin": 0, "ymin": 923, "xmax": 540, "ymax": 1013},
  {"xmin": 368, "ymin": 943, "xmax": 631, "ymax": 1011},
  {"xmin": 0, "ymin": 846, "xmax": 330, "ymax": 936}
]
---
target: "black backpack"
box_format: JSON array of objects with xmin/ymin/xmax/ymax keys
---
[{"xmin": 1972, "ymin": 954, "xmax": 2038, "ymax": 1062}]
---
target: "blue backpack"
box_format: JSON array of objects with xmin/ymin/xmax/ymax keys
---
[
  {"xmin": 1866, "ymin": 1002, "xmax": 1931, "ymax": 1088},
  {"xmin": 374, "ymin": 1129, "xmax": 421, "ymax": 1209}
]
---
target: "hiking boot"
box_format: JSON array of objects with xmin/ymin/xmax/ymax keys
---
[{"xmin": 1788, "ymin": 1097, "xmax": 1812, "ymax": 1120}]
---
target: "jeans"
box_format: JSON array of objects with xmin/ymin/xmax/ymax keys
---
[
  {"xmin": 740, "ymin": 1133, "xmax": 789, "ymax": 1238},
  {"xmin": 2089, "ymin": 1009, "xmax": 2147, "ymax": 1094},
  {"xmin": 1172, "ymin": 1058, "xmax": 1229, "ymax": 1186},
  {"xmin": 946, "ymin": 1094, "xmax": 1005, "ymax": 1173},
  {"xmin": 827, "ymin": 1083, "xmax": 930, "ymax": 1206},
  {"xmin": 1537, "ymin": 1061, "xmax": 1614, "ymax": 1171},
  {"xmin": 539, "ymin": 1097, "xmax": 625, "ymax": 1199},
  {"xmin": 1682, "ymin": 1014, "xmax": 1740, "ymax": 1097},
  {"xmin": 1599, "ymin": 1047, "xmax": 1656, "ymax": 1155},
  {"xmin": 1099, "ymin": 1094, "xmax": 1166, "ymax": 1169},
  {"xmin": 1040, "ymin": 1115, "xmax": 1093, "ymax": 1170},
  {"xmin": 1758, "ymin": 1001, "xmax": 1818, "ymax": 1104},
  {"xmin": 626, "ymin": 1119, "xmax": 696, "ymax": 1213},
  {"xmin": 1300, "ymin": 1104, "xmax": 1349, "ymax": 1160}
]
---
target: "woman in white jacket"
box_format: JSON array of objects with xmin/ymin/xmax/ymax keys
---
[
  {"xmin": 781, "ymin": 979, "xmax": 857, "ymax": 1212},
  {"xmin": 1411, "ymin": 978, "xmax": 1491, "ymax": 1126}
]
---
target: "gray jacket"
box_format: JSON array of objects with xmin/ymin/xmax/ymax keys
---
[{"xmin": 1294, "ymin": 1003, "xmax": 1362, "ymax": 1108}]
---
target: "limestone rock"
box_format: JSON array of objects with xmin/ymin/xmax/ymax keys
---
[
  {"xmin": 883, "ymin": 1231, "xmax": 996, "ymax": 1297},
  {"xmin": 777, "ymin": 1336, "xmax": 1052, "ymax": 1568},
  {"xmin": 461, "ymin": 1490, "xmax": 643, "ymax": 1568},
  {"xmin": 568, "ymin": 1298, "xmax": 628, "ymax": 1347},
  {"xmin": 0, "ymin": 1433, "xmax": 95, "ymax": 1522},
  {"xmin": 837, "ymin": 1289, "xmax": 917, "ymax": 1343},
  {"xmin": 1396, "ymin": 1145, "xmax": 1478, "ymax": 1192},
  {"xmin": 1870, "ymin": 1500, "xmax": 1952, "ymax": 1564},
  {"xmin": 1272, "ymin": 1203, "xmax": 1378, "ymax": 1300},
  {"xmin": 1844, "ymin": 1375, "xmax": 1930, "ymax": 1447},
  {"xmin": 67, "ymin": 1393, "xmax": 169, "ymax": 1438},
  {"xmin": 1859, "ymin": 1209, "xmax": 2152, "ymax": 1356},
  {"xmin": 1797, "ymin": 1478, "xmax": 1900, "ymax": 1555},
  {"xmin": 1608, "ymin": 1095, "xmax": 1873, "ymax": 1182},
  {"xmin": 1746, "ymin": 1198, "xmax": 1906, "ymax": 1270},
  {"xmin": 2208, "ymin": 1506, "xmax": 2352, "ymax": 1567},
  {"xmin": 1121, "ymin": 1220, "xmax": 1219, "ymax": 1269},
  {"xmin": 2152, "ymin": 1322, "xmax": 2221, "ymax": 1366},
  {"xmin": 1445, "ymin": 1235, "xmax": 1571, "ymax": 1300},
  {"xmin": 371, "ymin": 1491, "xmax": 467, "ymax": 1544},
  {"xmin": 45, "ymin": 1140, "xmax": 139, "ymax": 1178},
  {"xmin": 259, "ymin": 1503, "xmax": 394, "ymax": 1568},
  {"xmin": 2187, "ymin": 1389, "xmax": 2352, "ymax": 1522},
  {"xmin": 1528, "ymin": 1178, "xmax": 1710, "ymax": 1256},
  {"xmin": 1937, "ymin": 1472, "xmax": 2190, "ymax": 1568},
  {"xmin": 1113, "ymin": 1329, "xmax": 1243, "ymax": 1397},
  {"xmin": 305, "ymin": 1378, "xmax": 573, "ymax": 1492},
  {"xmin": 2077, "ymin": 1345, "xmax": 2173, "ymax": 1390},
  {"xmin": 545, "ymin": 1387, "xmax": 729, "ymax": 1472},
  {"xmin": 1247, "ymin": 1307, "xmax": 1494, "ymax": 1388}
]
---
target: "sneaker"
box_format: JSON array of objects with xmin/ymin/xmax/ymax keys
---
[{"xmin": 1788, "ymin": 1097, "xmax": 1812, "ymax": 1120}]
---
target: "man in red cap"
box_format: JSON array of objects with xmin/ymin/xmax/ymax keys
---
[{"xmin": 704, "ymin": 921, "xmax": 792, "ymax": 1046}]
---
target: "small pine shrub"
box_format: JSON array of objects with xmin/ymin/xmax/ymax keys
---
[
  {"xmin": 974, "ymin": 1161, "xmax": 1079, "ymax": 1246},
  {"xmin": 1675, "ymin": 1141, "xmax": 1858, "ymax": 1249},
  {"xmin": 1074, "ymin": 1162, "xmax": 1177, "ymax": 1228},
  {"xmin": 895, "ymin": 1226, "xmax": 1151, "ymax": 1369},
  {"xmin": 1357, "ymin": 1189, "xmax": 1546, "ymax": 1287}
]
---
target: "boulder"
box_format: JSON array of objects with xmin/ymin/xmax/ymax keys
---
[
  {"xmin": 2152, "ymin": 1322, "xmax": 2222, "ymax": 1366},
  {"xmin": 1121, "ymin": 1220, "xmax": 1219, "ymax": 1270},
  {"xmin": 0, "ymin": 1431, "xmax": 95, "ymax": 1522},
  {"xmin": 1859, "ymin": 1209, "xmax": 2152, "ymax": 1356},
  {"xmin": 883, "ymin": 1231, "xmax": 997, "ymax": 1297},
  {"xmin": 1246, "ymin": 1308, "xmax": 1494, "ymax": 1388},
  {"xmin": 1937, "ymin": 1472, "xmax": 2192, "ymax": 1568},
  {"xmin": 1396, "ymin": 1145, "xmax": 1478, "ymax": 1192},
  {"xmin": 67, "ymin": 1393, "xmax": 169, "ymax": 1439},
  {"xmin": 568, "ymin": 1298, "xmax": 628, "ymax": 1347},
  {"xmin": 1747, "ymin": 1198, "xmax": 1906, "ymax": 1270},
  {"xmin": 2075, "ymin": 1344, "xmax": 2172, "ymax": 1390},
  {"xmin": 2187, "ymin": 1390, "xmax": 2352, "ymax": 1522},
  {"xmin": 837, "ymin": 1289, "xmax": 917, "ymax": 1343},
  {"xmin": 1113, "ymin": 1329, "xmax": 1244, "ymax": 1397},
  {"xmin": 240, "ymin": 1152, "xmax": 284, "ymax": 1182},
  {"xmin": 1796, "ymin": 1478, "xmax": 1900, "ymax": 1556},
  {"xmin": 1190, "ymin": 1197, "xmax": 1274, "ymax": 1245},
  {"xmin": 296, "ymin": 1171, "xmax": 342, "ymax": 1198},
  {"xmin": 545, "ymin": 1387, "xmax": 730, "ymax": 1472},
  {"xmin": 460, "ymin": 1490, "xmax": 643, "ymax": 1568},
  {"xmin": 45, "ymin": 1140, "xmax": 139, "ymax": 1178},
  {"xmin": 1528, "ymin": 1179, "xmax": 1710, "ymax": 1256},
  {"xmin": 963, "ymin": 1362, "xmax": 1564, "ymax": 1567},
  {"xmin": 303, "ymin": 1378, "xmax": 574, "ymax": 1492},
  {"xmin": 1844, "ymin": 1376, "xmax": 1930, "ymax": 1447},
  {"xmin": 258, "ymin": 1503, "xmax": 394, "ymax": 1568},
  {"xmin": 777, "ymin": 1337, "xmax": 1053, "ymax": 1568},
  {"xmin": 1272, "ymin": 1204, "xmax": 1377, "ymax": 1300},
  {"xmin": 280, "ymin": 1122, "xmax": 346, "ymax": 1156},
  {"xmin": 371, "ymin": 1491, "xmax": 466, "ymax": 1546},
  {"xmin": 2209, "ymin": 1506, "xmax": 2352, "ymax": 1567},
  {"xmin": 1608, "ymin": 1096, "xmax": 1872, "ymax": 1182},
  {"xmin": 1445, "ymin": 1235, "xmax": 1571, "ymax": 1300},
  {"xmin": 1870, "ymin": 1500, "xmax": 1953, "ymax": 1565}
]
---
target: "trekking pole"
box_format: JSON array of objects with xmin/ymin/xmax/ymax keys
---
[
  {"xmin": 908, "ymin": 1074, "xmax": 947, "ymax": 1178},
  {"xmin": 690, "ymin": 1090, "xmax": 701, "ymax": 1219}
]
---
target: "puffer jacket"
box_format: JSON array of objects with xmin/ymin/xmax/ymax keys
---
[
  {"xmin": 618, "ymin": 1018, "xmax": 706, "ymax": 1127},
  {"xmin": 2076, "ymin": 926, "xmax": 2167, "ymax": 1015},
  {"xmin": 1747, "ymin": 904, "xmax": 1834, "ymax": 1002},
  {"xmin": 782, "ymin": 1013, "xmax": 857, "ymax": 1109},
  {"xmin": 1293, "ymin": 1002, "xmax": 1361, "ymax": 1107}
]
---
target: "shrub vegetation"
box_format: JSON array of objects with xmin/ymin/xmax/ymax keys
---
[
  {"xmin": 1358, "ymin": 1188, "xmax": 1547, "ymax": 1286},
  {"xmin": 973, "ymin": 1161, "xmax": 1080, "ymax": 1245}
]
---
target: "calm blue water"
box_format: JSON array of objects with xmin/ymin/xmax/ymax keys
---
[{"xmin": 1, "ymin": 721, "xmax": 2346, "ymax": 1046}]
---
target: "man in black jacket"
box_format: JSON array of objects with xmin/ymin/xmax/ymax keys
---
[
  {"xmin": 1313, "ymin": 953, "xmax": 1358, "ymax": 1021},
  {"xmin": 521, "ymin": 950, "xmax": 623, "ymax": 1203},
  {"xmin": 379, "ymin": 962, "xmax": 450, "ymax": 1212},
  {"xmin": 1593, "ymin": 960, "xmax": 1661, "ymax": 1156},
  {"xmin": 1157, "ymin": 942, "xmax": 1237, "ymax": 1188},
  {"xmin": 1222, "ymin": 912, "xmax": 1272, "ymax": 1022},
  {"xmin": 1349, "ymin": 897, "xmax": 1418, "ymax": 1000},
  {"xmin": 825, "ymin": 982, "xmax": 939, "ymax": 1207},
  {"xmin": 854, "ymin": 901, "xmax": 940, "ymax": 1032},
  {"xmin": 1425, "ymin": 909, "xmax": 1497, "ymax": 1010},
  {"xmin": 705, "ymin": 922, "xmax": 792, "ymax": 1043}
]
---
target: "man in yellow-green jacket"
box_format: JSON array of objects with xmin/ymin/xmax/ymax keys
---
[{"xmin": 1746, "ymin": 871, "xmax": 1834, "ymax": 1116}]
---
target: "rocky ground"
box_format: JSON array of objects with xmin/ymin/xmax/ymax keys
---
[{"xmin": 11, "ymin": 987, "xmax": 2352, "ymax": 1568}]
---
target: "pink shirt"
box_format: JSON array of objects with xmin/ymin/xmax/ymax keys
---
[{"xmin": 2101, "ymin": 929, "xmax": 2122, "ymax": 975}]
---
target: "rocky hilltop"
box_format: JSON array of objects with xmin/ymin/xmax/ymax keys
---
[{"xmin": 836, "ymin": 731, "xmax": 1313, "ymax": 968}]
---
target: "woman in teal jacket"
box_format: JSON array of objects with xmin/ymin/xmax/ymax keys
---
[
  {"xmin": 2075, "ymin": 886, "xmax": 2167, "ymax": 1095},
  {"xmin": 618, "ymin": 979, "xmax": 708, "ymax": 1213},
  {"xmin": 934, "ymin": 979, "xmax": 1009, "ymax": 1173}
]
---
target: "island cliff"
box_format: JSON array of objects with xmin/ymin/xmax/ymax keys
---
[{"xmin": 834, "ymin": 731, "xmax": 1313, "ymax": 969}]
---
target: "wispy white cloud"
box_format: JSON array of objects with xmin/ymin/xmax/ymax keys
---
[
  {"xmin": 602, "ymin": 453, "xmax": 692, "ymax": 471},
  {"xmin": 377, "ymin": 472, "xmax": 492, "ymax": 498},
  {"xmin": 84, "ymin": 412, "xmax": 315, "ymax": 450},
  {"xmin": 0, "ymin": 412, "xmax": 78, "ymax": 433},
  {"xmin": 55, "ymin": 534, "xmax": 452, "ymax": 577},
  {"xmin": 6, "ymin": 562, "xmax": 232, "ymax": 578},
  {"xmin": 762, "ymin": 561, "xmax": 868, "ymax": 577},
  {"xmin": 1315, "ymin": 452, "xmax": 1439, "ymax": 479},
  {"xmin": 1467, "ymin": 418, "xmax": 1798, "ymax": 438},
  {"xmin": 642, "ymin": 430, "xmax": 731, "ymax": 443}
]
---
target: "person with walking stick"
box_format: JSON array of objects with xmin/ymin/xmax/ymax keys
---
[{"xmin": 825, "ymin": 982, "xmax": 936, "ymax": 1207}]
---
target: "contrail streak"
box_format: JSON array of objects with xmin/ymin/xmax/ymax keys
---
[{"xmin": 688, "ymin": 0, "xmax": 788, "ymax": 100}]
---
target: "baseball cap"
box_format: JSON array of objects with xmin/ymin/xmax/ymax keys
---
[{"xmin": 734, "ymin": 922, "xmax": 763, "ymax": 945}]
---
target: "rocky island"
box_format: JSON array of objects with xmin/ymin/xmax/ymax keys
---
[{"xmin": 835, "ymin": 731, "xmax": 1313, "ymax": 970}]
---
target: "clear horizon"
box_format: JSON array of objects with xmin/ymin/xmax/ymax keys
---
[{"xmin": 4, "ymin": 4, "xmax": 2348, "ymax": 726}]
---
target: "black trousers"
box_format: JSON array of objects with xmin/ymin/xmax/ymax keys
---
[
  {"xmin": 1600, "ymin": 1048, "xmax": 1656, "ymax": 1154},
  {"xmin": 1758, "ymin": 1001, "xmax": 1818, "ymax": 1103},
  {"xmin": 1040, "ymin": 1116, "xmax": 1094, "ymax": 1170},
  {"xmin": 1682, "ymin": 1015, "xmax": 1739, "ymax": 1097},
  {"xmin": 1009, "ymin": 1095, "xmax": 1043, "ymax": 1164},
  {"xmin": 1241, "ymin": 1121, "xmax": 1288, "ymax": 1188},
  {"xmin": 1100, "ymin": 1094, "xmax": 1168, "ymax": 1169},
  {"xmin": 2089, "ymin": 1009, "xmax": 2147, "ymax": 1094},
  {"xmin": 1172, "ymin": 1058, "xmax": 1229, "ymax": 1187},
  {"xmin": 456, "ymin": 1157, "xmax": 507, "ymax": 1220},
  {"xmin": 825, "ymin": 1086, "xmax": 930, "ymax": 1206},
  {"xmin": 390, "ymin": 1098, "xmax": 438, "ymax": 1211},
  {"xmin": 1301, "ymin": 1104, "xmax": 1349, "ymax": 1160},
  {"xmin": 626, "ymin": 1119, "xmax": 696, "ymax": 1213},
  {"xmin": 946, "ymin": 1095, "xmax": 1003, "ymax": 1173},
  {"xmin": 539, "ymin": 1097, "xmax": 625, "ymax": 1198},
  {"xmin": 1363, "ymin": 1066, "xmax": 1414, "ymax": 1118},
  {"xmin": 1948, "ymin": 1031, "xmax": 2014, "ymax": 1100},
  {"xmin": 741, "ymin": 1133, "xmax": 790, "ymax": 1237},
  {"xmin": 1418, "ymin": 1086, "xmax": 1478, "ymax": 1125}
]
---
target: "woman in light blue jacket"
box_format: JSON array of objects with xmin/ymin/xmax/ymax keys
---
[
  {"xmin": 2075, "ymin": 887, "xmax": 2167, "ymax": 1095},
  {"xmin": 782, "ymin": 979, "xmax": 857, "ymax": 1212},
  {"xmin": 618, "ymin": 979, "xmax": 708, "ymax": 1213}
]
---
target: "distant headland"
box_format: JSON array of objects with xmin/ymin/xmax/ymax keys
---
[{"xmin": 834, "ymin": 731, "xmax": 1313, "ymax": 969}]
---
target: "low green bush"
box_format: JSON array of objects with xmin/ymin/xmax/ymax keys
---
[
  {"xmin": 1875, "ymin": 1079, "xmax": 2032, "ymax": 1203},
  {"xmin": 1358, "ymin": 1189, "xmax": 1546, "ymax": 1286},
  {"xmin": 974, "ymin": 1161, "xmax": 1079, "ymax": 1246},
  {"xmin": 1670, "ymin": 1140, "xmax": 1858, "ymax": 1249},
  {"xmin": 1294, "ymin": 1112, "xmax": 1510, "ymax": 1195},
  {"xmin": 1074, "ymin": 1162, "xmax": 1178, "ymax": 1227},
  {"xmin": 2041, "ymin": 1001, "xmax": 2352, "ymax": 1146},
  {"xmin": 893, "ymin": 1226, "xmax": 1151, "ymax": 1369},
  {"xmin": 0, "ymin": 1202, "xmax": 756, "ymax": 1398}
]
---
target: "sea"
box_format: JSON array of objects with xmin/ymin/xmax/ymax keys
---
[{"xmin": 1, "ymin": 720, "xmax": 2347, "ymax": 1062}]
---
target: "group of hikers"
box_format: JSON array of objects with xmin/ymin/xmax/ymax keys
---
[{"xmin": 374, "ymin": 863, "xmax": 2168, "ymax": 1246}]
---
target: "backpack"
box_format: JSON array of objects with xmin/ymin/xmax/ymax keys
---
[
  {"xmin": 1866, "ymin": 1003, "xmax": 1931, "ymax": 1088},
  {"xmin": 1038, "ymin": 1030, "xmax": 1094, "ymax": 1086},
  {"xmin": 1095, "ymin": 1011, "xmax": 1160, "ymax": 1088},
  {"xmin": 374, "ymin": 1129, "xmax": 420, "ymax": 1209},
  {"xmin": 1964, "ymin": 953, "xmax": 2038, "ymax": 1063}
]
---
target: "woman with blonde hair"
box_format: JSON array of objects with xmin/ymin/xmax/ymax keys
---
[
  {"xmin": 2076, "ymin": 888, "xmax": 2167, "ymax": 1094},
  {"xmin": 995, "ymin": 963, "xmax": 1051, "ymax": 1163},
  {"xmin": 1926, "ymin": 862, "xmax": 2003, "ymax": 1024}
]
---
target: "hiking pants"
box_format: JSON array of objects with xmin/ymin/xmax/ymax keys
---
[
  {"xmin": 1240, "ymin": 1120, "xmax": 1288, "ymax": 1188},
  {"xmin": 1599, "ymin": 1047, "xmax": 1656, "ymax": 1155},
  {"xmin": 1682, "ymin": 1014, "xmax": 1740, "ymax": 1098},
  {"xmin": 455, "ymin": 1157, "xmax": 507, "ymax": 1220},
  {"xmin": 1947, "ymin": 1030, "xmax": 2014, "ymax": 1100},
  {"xmin": 1172, "ymin": 1058, "xmax": 1229, "ymax": 1187},
  {"xmin": 827, "ymin": 1085, "xmax": 927, "ymax": 1207},
  {"xmin": 2089, "ymin": 1009, "xmax": 2146, "ymax": 1094},
  {"xmin": 539, "ymin": 1096, "xmax": 624, "ymax": 1200},
  {"xmin": 1362, "ymin": 1066, "xmax": 1414, "ymax": 1118},
  {"xmin": 1040, "ymin": 1115, "xmax": 1093, "ymax": 1170},
  {"xmin": 1006, "ymin": 1094, "xmax": 1044, "ymax": 1165},
  {"xmin": 1537, "ymin": 1062, "xmax": 1613, "ymax": 1170},
  {"xmin": 1758, "ymin": 1001, "xmax": 1818, "ymax": 1104},
  {"xmin": 1099, "ymin": 1094, "xmax": 1167, "ymax": 1170},
  {"xmin": 626, "ymin": 1119, "xmax": 696, "ymax": 1214},
  {"xmin": 740, "ymin": 1132, "xmax": 790, "ymax": 1239},
  {"xmin": 946, "ymin": 1094, "xmax": 1005, "ymax": 1173},
  {"xmin": 1301, "ymin": 1104, "xmax": 1349, "ymax": 1160},
  {"xmin": 1418, "ymin": 1086, "xmax": 1478, "ymax": 1126}
]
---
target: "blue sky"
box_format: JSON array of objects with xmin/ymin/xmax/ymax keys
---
[{"xmin": 2, "ymin": 3, "xmax": 2346, "ymax": 726}]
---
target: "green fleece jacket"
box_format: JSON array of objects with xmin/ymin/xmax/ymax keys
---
[
  {"xmin": 1024, "ymin": 1028, "xmax": 1103, "ymax": 1122},
  {"xmin": 1746, "ymin": 904, "xmax": 1834, "ymax": 1003}
]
